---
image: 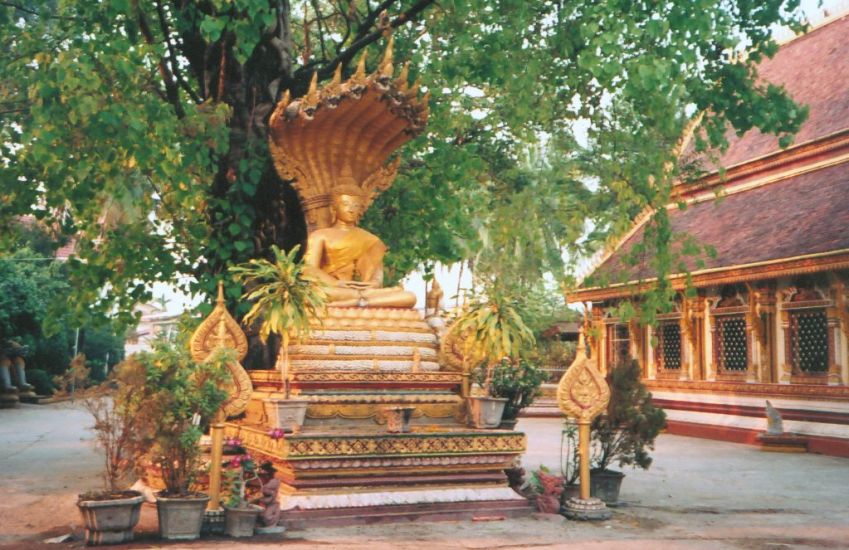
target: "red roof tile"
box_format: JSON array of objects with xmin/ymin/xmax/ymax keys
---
[
  {"xmin": 584, "ymin": 15, "xmax": 849, "ymax": 291},
  {"xmin": 587, "ymin": 162, "xmax": 849, "ymax": 285},
  {"xmin": 716, "ymin": 14, "xmax": 849, "ymax": 168}
]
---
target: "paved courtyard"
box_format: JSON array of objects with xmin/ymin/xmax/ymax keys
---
[{"xmin": 1, "ymin": 403, "xmax": 848, "ymax": 549}]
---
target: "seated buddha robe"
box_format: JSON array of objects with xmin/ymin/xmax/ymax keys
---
[{"xmin": 304, "ymin": 226, "xmax": 416, "ymax": 308}]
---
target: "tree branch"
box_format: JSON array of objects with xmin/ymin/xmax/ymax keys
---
[
  {"xmin": 136, "ymin": 6, "xmax": 186, "ymax": 118},
  {"xmin": 155, "ymin": 0, "xmax": 202, "ymax": 104},
  {"xmin": 299, "ymin": 0, "xmax": 435, "ymax": 83}
]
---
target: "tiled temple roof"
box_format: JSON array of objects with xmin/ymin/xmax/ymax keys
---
[
  {"xmin": 586, "ymin": 163, "xmax": 849, "ymax": 286},
  {"xmin": 716, "ymin": 13, "xmax": 849, "ymax": 169},
  {"xmin": 577, "ymin": 14, "xmax": 849, "ymax": 295}
]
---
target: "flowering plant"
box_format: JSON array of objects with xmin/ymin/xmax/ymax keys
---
[{"xmin": 224, "ymin": 453, "xmax": 259, "ymax": 509}]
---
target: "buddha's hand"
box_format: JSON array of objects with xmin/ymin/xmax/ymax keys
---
[{"xmin": 339, "ymin": 280, "xmax": 378, "ymax": 290}]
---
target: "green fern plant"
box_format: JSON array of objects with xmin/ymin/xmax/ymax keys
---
[
  {"xmin": 230, "ymin": 245, "xmax": 327, "ymax": 398},
  {"xmin": 454, "ymin": 291, "xmax": 535, "ymax": 396}
]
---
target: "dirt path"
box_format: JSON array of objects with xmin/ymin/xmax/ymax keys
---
[{"xmin": 2, "ymin": 405, "xmax": 848, "ymax": 549}]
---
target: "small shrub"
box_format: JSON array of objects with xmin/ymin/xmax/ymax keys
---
[
  {"xmin": 473, "ymin": 359, "xmax": 546, "ymax": 420},
  {"xmin": 27, "ymin": 368, "xmax": 54, "ymax": 395},
  {"xmin": 592, "ymin": 359, "xmax": 666, "ymax": 472}
]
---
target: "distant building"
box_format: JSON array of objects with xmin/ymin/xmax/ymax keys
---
[
  {"xmin": 569, "ymin": 14, "xmax": 849, "ymax": 457},
  {"xmin": 124, "ymin": 302, "xmax": 181, "ymax": 356}
]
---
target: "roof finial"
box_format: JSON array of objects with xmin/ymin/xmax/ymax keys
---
[
  {"xmin": 395, "ymin": 61, "xmax": 410, "ymax": 90},
  {"xmin": 216, "ymin": 280, "xmax": 225, "ymax": 306},
  {"xmin": 308, "ymin": 71, "xmax": 318, "ymax": 95},
  {"xmin": 576, "ymin": 329, "xmax": 587, "ymax": 360},
  {"xmin": 380, "ymin": 35, "xmax": 394, "ymax": 76},
  {"xmin": 355, "ymin": 50, "xmax": 368, "ymax": 78}
]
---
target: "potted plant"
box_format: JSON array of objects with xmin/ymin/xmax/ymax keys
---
[
  {"xmin": 222, "ymin": 428, "xmax": 286, "ymax": 537},
  {"xmin": 230, "ymin": 244, "xmax": 327, "ymax": 432},
  {"xmin": 74, "ymin": 370, "xmax": 145, "ymax": 546},
  {"xmin": 589, "ymin": 359, "xmax": 666, "ymax": 505},
  {"xmin": 474, "ymin": 358, "xmax": 546, "ymax": 429},
  {"xmin": 114, "ymin": 340, "xmax": 229, "ymax": 540},
  {"xmin": 222, "ymin": 453, "xmax": 263, "ymax": 538},
  {"xmin": 454, "ymin": 291, "xmax": 535, "ymax": 428}
]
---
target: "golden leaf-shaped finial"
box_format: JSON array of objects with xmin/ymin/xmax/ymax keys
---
[
  {"xmin": 190, "ymin": 282, "xmax": 252, "ymax": 418},
  {"xmin": 190, "ymin": 281, "xmax": 248, "ymax": 363},
  {"xmin": 556, "ymin": 331, "xmax": 610, "ymax": 422}
]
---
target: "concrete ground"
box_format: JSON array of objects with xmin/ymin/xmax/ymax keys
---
[{"xmin": 1, "ymin": 403, "xmax": 848, "ymax": 549}]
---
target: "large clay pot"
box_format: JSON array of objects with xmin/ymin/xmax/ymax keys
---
[
  {"xmin": 77, "ymin": 491, "xmax": 144, "ymax": 546},
  {"xmin": 156, "ymin": 493, "xmax": 209, "ymax": 540},
  {"xmin": 467, "ymin": 396, "xmax": 508, "ymax": 429},
  {"xmin": 590, "ymin": 469, "xmax": 625, "ymax": 505},
  {"xmin": 264, "ymin": 398, "xmax": 309, "ymax": 432},
  {"xmin": 225, "ymin": 504, "xmax": 262, "ymax": 538}
]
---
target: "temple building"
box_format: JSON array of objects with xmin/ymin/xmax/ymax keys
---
[{"xmin": 568, "ymin": 13, "xmax": 849, "ymax": 457}]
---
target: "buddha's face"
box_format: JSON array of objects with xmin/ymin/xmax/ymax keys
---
[{"xmin": 333, "ymin": 193, "xmax": 365, "ymax": 224}]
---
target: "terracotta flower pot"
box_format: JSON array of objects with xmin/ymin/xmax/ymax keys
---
[
  {"xmin": 264, "ymin": 398, "xmax": 308, "ymax": 432},
  {"xmin": 156, "ymin": 492, "xmax": 209, "ymax": 540},
  {"xmin": 77, "ymin": 490, "xmax": 144, "ymax": 546},
  {"xmin": 225, "ymin": 504, "xmax": 262, "ymax": 538},
  {"xmin": 467, "ymin": 396, "xmax": 508, "ymax": 428}
]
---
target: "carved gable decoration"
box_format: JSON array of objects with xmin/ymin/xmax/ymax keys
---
[{"xmin": 557, "ymin": 334, "xmax": 611, "ymax": 423}]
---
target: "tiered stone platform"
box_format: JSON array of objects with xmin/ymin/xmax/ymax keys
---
[{"xmin": 225, "ymin": 307, "xmax": 530, "ymax": 523}]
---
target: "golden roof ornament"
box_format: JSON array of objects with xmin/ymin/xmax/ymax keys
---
[
  {"xmin": 556, "ymin": 331, "xmax": 610, "ymax": 423},
  {"xmin": 268, "ymin": 37, "xmax": 429, "ymax": 232},
  {"xmin": 190, "ymin": 282, "xmax": 252, "ymax": 418}
]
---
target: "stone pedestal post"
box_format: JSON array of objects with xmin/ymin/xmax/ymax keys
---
[
  {"xmin": 0, "ymin": 356, "xmax": 20, "ymax": 408},
  {"xmin": 12, "ymin": 356, "xmax": 37, "ymax": 402}
]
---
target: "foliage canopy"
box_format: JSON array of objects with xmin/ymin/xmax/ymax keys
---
[{"xmin": 0, "ymin": 1, "xmax": 809, "ymax": 337}]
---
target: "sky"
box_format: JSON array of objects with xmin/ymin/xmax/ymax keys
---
[{"xmin": 152, "ymin": 0, "xmax": 849, "ymax": 316}]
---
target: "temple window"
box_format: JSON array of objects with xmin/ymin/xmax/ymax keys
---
[
  {"xmin": 789, "ymin": 309, "xmax": 829, "ymax": 374},
  {"xmin": 607, "ymin": 323, "xmax": 631, "ymax": 367},
  {"xmin": 716, "ymin": 315, "xmax": 748, "ymax": 374},
  {"xmin": 657, "ymin": 321, "xmax": 681, "ymax": 372}
]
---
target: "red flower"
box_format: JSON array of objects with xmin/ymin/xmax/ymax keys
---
[{"xmin": 268, "ymin": 428, "xmax": 286, "ymax": 440}]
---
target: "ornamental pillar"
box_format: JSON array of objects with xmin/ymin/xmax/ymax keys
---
[
  {"xmin": 778, "ymin": 287, "xmax": 793, "ymax": 384},
  {"xmin": 678, "ymin": 295, "xmax": 696, "ymax": 381},
  {"xmin": 705, "ymin": 296, "xmax": 717, "ymax": 381},
  {"xmin": 827, "ymin": 274, "xmax": 848, "ymax": 386},
  {"xmin": 646, "ymin": 325, "xmax": 657, "ymax": 380},
  {"xmin": 744, "ymin": 283, "xmax": 767, "ymax": 384}
]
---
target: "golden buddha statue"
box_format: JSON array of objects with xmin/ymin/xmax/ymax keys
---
[{"xmin": 304, "ymin": 183, "xmax": 416, "ymax": 308}]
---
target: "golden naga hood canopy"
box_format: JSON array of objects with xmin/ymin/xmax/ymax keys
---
[{"xmin": 268, "ymin": 38, "xmax": 429, "ymax": 231}]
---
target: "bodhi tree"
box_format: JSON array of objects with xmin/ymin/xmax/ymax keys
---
[{"xmin": 1, "ymin": 1, "xmax": 809, "ymax": 364}]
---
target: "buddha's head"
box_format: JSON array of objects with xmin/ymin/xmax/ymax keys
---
[{"xmin": 331, "ymin": 181, "xmax": 366, "ymax": 225}]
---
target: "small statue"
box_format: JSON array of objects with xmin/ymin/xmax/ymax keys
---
[
  {"xmin": 425, "ymin": 279, "xmax": 444, "ymax": 317},
  {"xmin": 303, "ymin": 184, "xmax": 417, "ymax": 308},
  {"xmin": 535, "ymin": 470, "xmax": 565, "ymax": 514},
  {"xmin": 765, "ymin": 400, "xmax": 784, "ymax": 436},
  {"xmin": 256, "ymin": 463, "xmax": 281, "ymax": 527}
]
